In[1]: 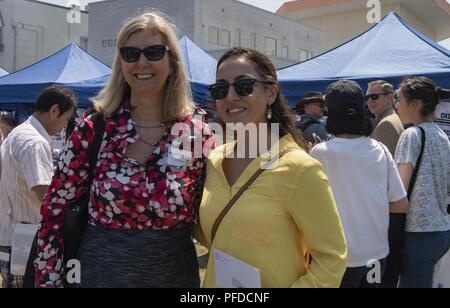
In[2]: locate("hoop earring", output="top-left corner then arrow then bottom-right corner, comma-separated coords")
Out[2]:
267,106 -> 273,121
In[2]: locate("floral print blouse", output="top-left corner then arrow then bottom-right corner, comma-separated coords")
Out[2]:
34,101 -> 215,287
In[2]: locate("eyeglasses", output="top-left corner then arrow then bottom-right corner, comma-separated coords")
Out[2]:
208,79 -> 274,100
119,45 -> 170,63
365,93 -> 389,101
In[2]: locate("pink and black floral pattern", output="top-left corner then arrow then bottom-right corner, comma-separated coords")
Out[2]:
34,101 -> 215,287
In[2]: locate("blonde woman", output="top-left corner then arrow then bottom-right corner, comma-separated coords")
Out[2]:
34,11 -> 214,288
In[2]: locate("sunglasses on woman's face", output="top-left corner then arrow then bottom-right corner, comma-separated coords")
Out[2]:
208,79 -> 274,100
119,45 -> 170,63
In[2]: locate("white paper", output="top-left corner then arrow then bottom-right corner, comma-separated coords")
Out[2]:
167,148 -> 193,167
214,249 -> 261,288
11,224 -> 39,276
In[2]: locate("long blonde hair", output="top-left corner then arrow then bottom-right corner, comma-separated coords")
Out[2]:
93,10 -> 194,121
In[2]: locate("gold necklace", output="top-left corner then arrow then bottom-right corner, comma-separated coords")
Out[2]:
138,137 -> 161,147
135,123 -> 166,129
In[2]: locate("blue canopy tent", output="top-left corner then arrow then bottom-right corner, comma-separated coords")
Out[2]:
179,36 -> 217,107
0,67 -> 8,77
277,12 -> 450,107
0,44 -> 111,121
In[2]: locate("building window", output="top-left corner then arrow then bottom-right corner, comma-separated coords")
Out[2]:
220,29 -> 230,47
299,49 -> 313,62
80,36 -> 88,51
102,39 -> 116,48
251,33 -> 256,49
235,29 -> 241,47
208,26 -> 219,45
265,37 -> 277,57
281,45 -> 289,59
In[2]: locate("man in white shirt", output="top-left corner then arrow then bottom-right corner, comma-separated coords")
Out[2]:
0,86 -> 77,288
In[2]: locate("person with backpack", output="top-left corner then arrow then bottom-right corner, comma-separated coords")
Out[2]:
296,92 -> 331,144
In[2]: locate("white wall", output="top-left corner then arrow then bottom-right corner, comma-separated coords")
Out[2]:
88,0 -> 196,66
194,0 -> 322,67
282,3 -> 438,53
0,0 -> 88,72
88,0 -> 323,69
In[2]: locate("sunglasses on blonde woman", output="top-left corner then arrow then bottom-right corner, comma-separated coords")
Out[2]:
119,45 -> 170,63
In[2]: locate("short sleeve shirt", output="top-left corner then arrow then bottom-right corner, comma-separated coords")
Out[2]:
0,116 -> 54,246
395,122 -> 450,233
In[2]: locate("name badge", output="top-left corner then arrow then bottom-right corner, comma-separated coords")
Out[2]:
167,147 -> 193,167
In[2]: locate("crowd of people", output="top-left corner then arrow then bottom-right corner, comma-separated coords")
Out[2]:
0,10 -> 449,289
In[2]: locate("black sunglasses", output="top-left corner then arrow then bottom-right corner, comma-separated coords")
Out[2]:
208,79 -> 274,100
119,45 -> 170,63
365,93 -> 389,101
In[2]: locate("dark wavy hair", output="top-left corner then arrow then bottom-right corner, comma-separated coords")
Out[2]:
400,77 -> 450,118
216,48 -> 307,150
34,85 -> 78,117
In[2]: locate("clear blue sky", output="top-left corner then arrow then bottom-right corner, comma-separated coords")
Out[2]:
41,0 -> 450,49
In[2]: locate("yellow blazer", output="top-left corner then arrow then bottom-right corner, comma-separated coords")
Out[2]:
199,134 -> 348,288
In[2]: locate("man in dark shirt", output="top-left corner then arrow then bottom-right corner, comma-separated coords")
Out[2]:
296,92 -> 330,143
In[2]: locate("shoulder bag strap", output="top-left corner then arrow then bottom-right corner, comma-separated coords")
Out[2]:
210,147 -> 300,244
407,126 -> 426,199
87,113 -> 105,186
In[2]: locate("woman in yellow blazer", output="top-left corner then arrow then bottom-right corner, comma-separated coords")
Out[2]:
199,48 -> 347,288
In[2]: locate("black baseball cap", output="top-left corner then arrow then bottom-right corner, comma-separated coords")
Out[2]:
325,80 -> 365,116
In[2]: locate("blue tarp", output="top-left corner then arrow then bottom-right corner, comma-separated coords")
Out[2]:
0,44 -> 112,108
277,12 -> 450,107
0,67 -> 8,77
179,36 -> 217,106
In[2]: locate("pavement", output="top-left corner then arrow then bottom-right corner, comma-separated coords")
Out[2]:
195,241 -> 209,285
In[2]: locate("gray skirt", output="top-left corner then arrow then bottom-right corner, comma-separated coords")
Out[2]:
76,224 -> 200,288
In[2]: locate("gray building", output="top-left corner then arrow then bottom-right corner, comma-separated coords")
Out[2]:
88,0 -> 323,68
0,0 -> 88,72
